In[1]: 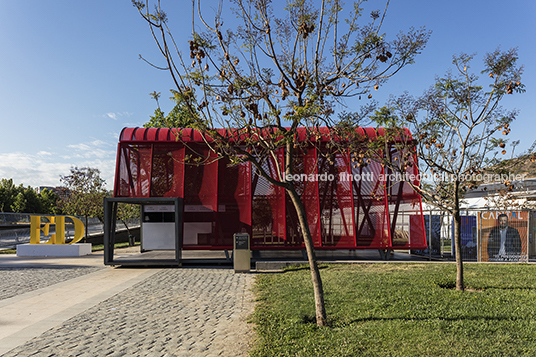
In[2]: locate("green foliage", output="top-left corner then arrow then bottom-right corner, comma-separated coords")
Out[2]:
10,192 -> 28,213
251,263 -> 536,356
0,178 -> 21,212
0,178 -> 61,214
144,106 -> 198,129
144,90 -> 199,128
369,106 -> 404,127
116,203 -> 139,222
58,167 -> 108,223
39,188 -> 62,214
116,202 -> 140,236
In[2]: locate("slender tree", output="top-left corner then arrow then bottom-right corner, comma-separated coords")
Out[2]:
116,202 -> 141,245
59,167 -> 108,242
133,0 -> 429,325
370,48 -> 524,291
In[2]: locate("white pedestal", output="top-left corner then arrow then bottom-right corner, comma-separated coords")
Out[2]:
16,243 -> 92,257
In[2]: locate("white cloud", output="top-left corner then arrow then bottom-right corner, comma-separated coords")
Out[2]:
67,143 -> 91,151
66,139 -> 115,159
90,139 -> 106,146
122,122 -> 146,128
0,152 -> 75,188
104,112 -> 134,121
0,139 -> 118,190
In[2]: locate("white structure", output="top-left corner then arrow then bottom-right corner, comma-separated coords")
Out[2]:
16,243 -> 92,257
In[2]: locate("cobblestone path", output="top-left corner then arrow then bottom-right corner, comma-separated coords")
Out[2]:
0,267 -> 103,301
2,268 -> 255,357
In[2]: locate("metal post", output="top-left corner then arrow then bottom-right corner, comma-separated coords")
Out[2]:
477,211 -> 481,262
526,210 -> 530,263
429,209 -> 432,261
439,211 -> 443,258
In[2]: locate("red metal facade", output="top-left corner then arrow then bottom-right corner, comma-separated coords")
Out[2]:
114,127 -> 427,250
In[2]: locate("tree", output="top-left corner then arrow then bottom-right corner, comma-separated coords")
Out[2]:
10,188 -> 42,213
144,90 -> 200,128
0,178 -> 23,212
39,188 -> 62,215
59,167 -> 108,242
0,179 -> 61,214
116,202 -> 141,245
371,48 -> 524,291
133,0 -> 429,326
10,192 -> 29,213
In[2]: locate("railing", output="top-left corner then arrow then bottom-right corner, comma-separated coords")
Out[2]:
0,213 -> 140,248
413,208 -> 535,262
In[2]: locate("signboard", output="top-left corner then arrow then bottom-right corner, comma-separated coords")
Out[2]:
144,205 -> 175,212
451,216 -> 477,259
234,233 -> 249,250
479,211 -> 528,262
412,215 -> 440,256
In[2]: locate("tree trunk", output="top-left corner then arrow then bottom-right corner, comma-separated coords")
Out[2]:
122,220 -> 133,246
287,186 -> 328,327
453,183 -> 464,291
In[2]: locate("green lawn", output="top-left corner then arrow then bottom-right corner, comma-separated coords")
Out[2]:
90,241 -> 140,251
250,263 -> 536,356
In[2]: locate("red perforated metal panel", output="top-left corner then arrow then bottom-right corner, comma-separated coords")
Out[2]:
113,127 -> 427,250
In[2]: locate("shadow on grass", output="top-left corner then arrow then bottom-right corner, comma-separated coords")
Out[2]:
291,313 -> 522,328
435,280 -> 536,291
476,285 -> 536,290
283,264 -> 329,272
301,315 -> 317,324
347,314 -> 522,324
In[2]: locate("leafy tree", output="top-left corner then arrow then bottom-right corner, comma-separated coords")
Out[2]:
116,202 -> 141,245
10,189 -> 43,213
0,179 -> 61,214
39,188 -> 62,215
0,178 -> 23,212
59,167 -> 108,241
144,90 -> 199,128
10,192 -> 28,213
133,0 -> 429,325
370,48 -> 524,291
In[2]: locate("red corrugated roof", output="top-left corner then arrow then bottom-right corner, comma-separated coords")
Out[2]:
119,127 -> 413,143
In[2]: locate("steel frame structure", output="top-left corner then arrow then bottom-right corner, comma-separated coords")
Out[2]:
103,196 -> 183,265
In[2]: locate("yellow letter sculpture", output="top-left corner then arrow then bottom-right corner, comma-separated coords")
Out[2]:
29,215 -> 85,245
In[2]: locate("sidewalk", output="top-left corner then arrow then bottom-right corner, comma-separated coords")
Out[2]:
0,250 -> 255,356
0,247 -> 435,356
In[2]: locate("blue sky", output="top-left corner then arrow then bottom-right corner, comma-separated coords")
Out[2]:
0,0 -> 534,190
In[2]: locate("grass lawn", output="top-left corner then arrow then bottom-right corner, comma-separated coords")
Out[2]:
91,241 -> 140,251
250,263 -> 536,356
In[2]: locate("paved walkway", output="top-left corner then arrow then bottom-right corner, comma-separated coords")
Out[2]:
0,251 -> 256,356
